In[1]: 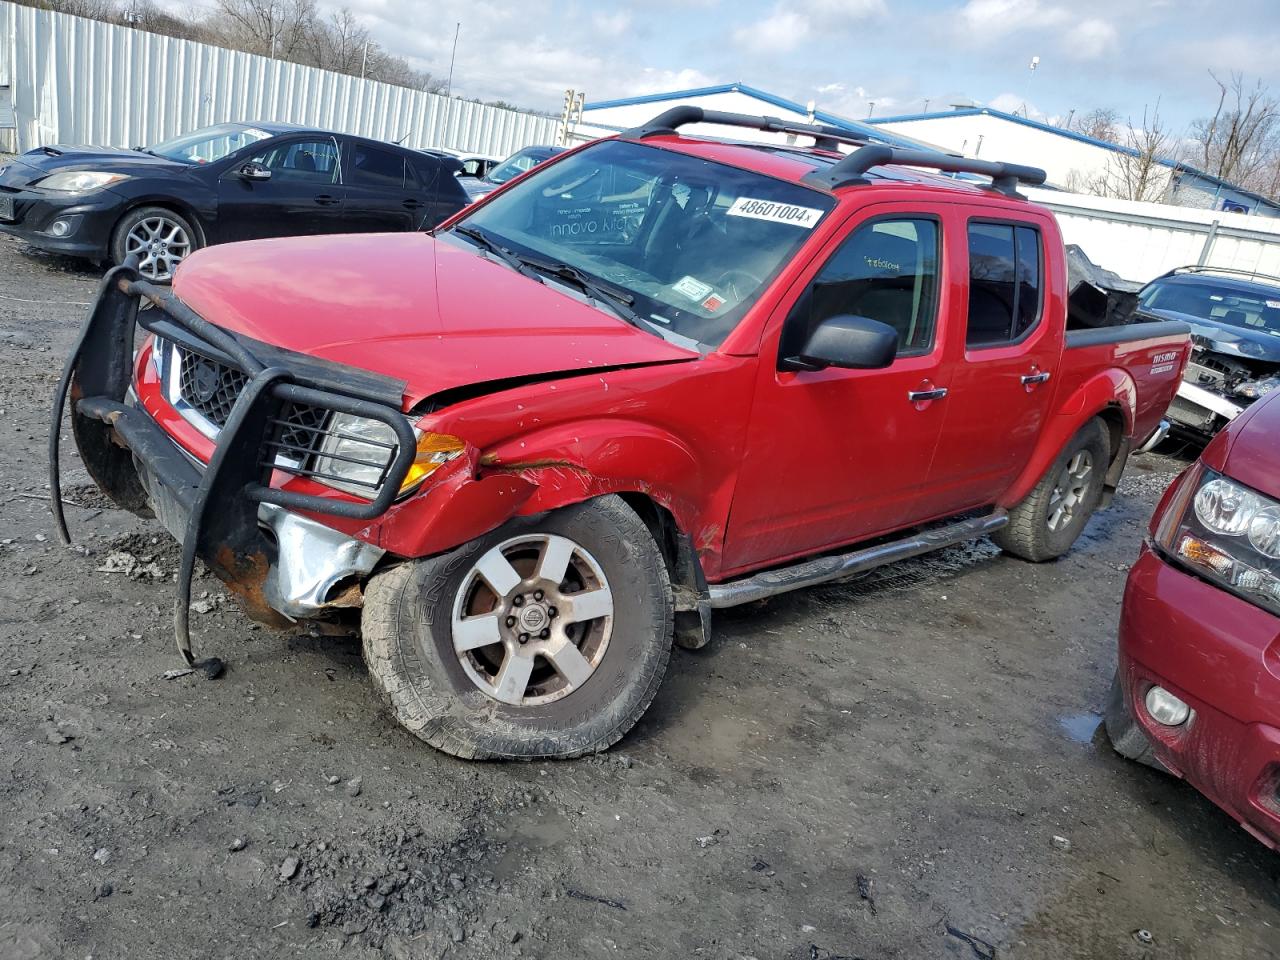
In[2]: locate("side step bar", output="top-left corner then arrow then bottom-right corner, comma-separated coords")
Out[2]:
706,511 -> 1008,609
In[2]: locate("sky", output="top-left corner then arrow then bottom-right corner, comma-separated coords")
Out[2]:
326,0 -> 1280,136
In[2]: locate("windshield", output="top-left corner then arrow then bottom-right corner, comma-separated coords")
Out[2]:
458,139 -> 836,348
1142,279 -> 1280,336
149,123 -> 274,165
486,149 -> 554,185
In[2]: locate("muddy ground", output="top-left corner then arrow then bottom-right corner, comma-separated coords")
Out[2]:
0,233 -> 1277,960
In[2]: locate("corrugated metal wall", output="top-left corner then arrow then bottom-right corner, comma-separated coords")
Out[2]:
1024,186 -> 1280,282
0,0 -> 559,156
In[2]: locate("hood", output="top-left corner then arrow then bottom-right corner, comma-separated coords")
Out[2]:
1,145 -> 190,187
1147,307 -> 1280,364
1221,389 -> 1280,496
460,177 -> 497,201
172,232 -> 698,409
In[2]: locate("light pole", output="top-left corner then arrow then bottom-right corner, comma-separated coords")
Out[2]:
446,22 -> 461,98
1024,55 -> 1040,117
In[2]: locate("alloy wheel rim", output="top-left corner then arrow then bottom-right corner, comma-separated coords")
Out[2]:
124,215 -> 192,281
1047,450 -> 1094,532
449,534 -> 614,706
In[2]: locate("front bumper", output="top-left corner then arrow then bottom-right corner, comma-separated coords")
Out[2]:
0,187 -> 124,258
50,264 -> 417,664
1117,544 -> 1280,849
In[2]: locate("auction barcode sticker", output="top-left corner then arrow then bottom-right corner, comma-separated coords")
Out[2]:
727,197 -> 824,228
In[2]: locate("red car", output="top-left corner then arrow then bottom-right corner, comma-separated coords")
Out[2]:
1107,388 -> 1280,849
52,107 -> 1190,759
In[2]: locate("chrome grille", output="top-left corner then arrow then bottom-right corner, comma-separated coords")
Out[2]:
165,341 -> 331,460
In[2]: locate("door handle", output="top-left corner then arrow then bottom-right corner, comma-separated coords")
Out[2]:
1020,370 -> 1052,385
908,387 -> 948,402
313,194 -> 341,206
402,198 -> 425,209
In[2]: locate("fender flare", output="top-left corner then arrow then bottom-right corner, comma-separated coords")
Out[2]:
1001,368 -> 1136,508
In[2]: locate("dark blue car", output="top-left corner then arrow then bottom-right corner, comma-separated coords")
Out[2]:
1138,266 -> 1280,440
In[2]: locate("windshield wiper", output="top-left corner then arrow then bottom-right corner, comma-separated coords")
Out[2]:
452,225 -> 540,281
517,256 -> 647,329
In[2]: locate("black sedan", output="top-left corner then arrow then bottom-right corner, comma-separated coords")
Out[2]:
0,121 -> 471,281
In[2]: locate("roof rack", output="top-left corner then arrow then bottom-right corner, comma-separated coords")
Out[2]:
618,106 -> 1047,197
620,105 -> 870,153
1164,265 -> 1280,285
803,144 -> 1046,197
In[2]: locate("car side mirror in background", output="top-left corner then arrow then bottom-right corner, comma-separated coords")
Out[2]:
785,315 -> 899,371
238,161 -> 272,182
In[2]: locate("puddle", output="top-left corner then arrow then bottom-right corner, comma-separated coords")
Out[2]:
1058,712 -> 1101,744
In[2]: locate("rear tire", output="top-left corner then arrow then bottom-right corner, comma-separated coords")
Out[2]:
110,205 -> 199,283
361,496 -> 673,760
994,418 -> 1110,562
1103,672 -> 1167,771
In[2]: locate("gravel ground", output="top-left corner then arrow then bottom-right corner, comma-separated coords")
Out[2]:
1,234 -> 1277,960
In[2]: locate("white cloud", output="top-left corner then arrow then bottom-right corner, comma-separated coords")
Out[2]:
987,92 -> 1046,119
732,0 -> 886,56
959,0 -> 1068,37
805,0 -> 888,24
1065,18 -> 1119,59
591,10 -> 632,37
733,9 -> 812,54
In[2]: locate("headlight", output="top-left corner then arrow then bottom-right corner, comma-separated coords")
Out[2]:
37,170 -> 131,193
1155,467 -> 1280,616
1233,376 -> 1280,401
311,413 -> 464,499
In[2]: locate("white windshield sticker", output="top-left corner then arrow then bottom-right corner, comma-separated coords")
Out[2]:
726,197 -> 823,228
672,275 -> 714,301
1267,300 -> 1280,309
242,127 -> 271,140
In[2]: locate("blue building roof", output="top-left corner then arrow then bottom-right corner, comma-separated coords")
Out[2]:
868,107 -> 1280,213
583,82 -> 925,150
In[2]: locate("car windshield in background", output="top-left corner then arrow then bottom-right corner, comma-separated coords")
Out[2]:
457,139 -> 835,348
485,149 -> 551,185
1142,280 -> 1280,335
149,123 -> 274,165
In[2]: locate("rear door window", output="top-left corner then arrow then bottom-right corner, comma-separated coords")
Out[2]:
352,144 -> 408,190
966,222 -> 1043,346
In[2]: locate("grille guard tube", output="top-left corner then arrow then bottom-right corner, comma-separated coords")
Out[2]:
50,265 -> 418,667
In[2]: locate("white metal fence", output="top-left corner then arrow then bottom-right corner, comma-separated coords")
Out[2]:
1025,187 -> 1280,284
0,0 -> 559,157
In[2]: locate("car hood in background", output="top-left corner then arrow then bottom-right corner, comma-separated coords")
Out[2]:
1,145 -> 191,187
1221,389 -> 1280,496
1146,307 -> 1280,363
458,177 -> 497,202
172,232 -> 697,408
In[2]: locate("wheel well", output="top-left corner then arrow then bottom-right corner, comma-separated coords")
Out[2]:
1095,405 -> 1126,462
113,200 -> 207,249
617,492 -> 680,572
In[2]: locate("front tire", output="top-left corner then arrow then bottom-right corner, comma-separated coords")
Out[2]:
110,206 -> 199,283
994,418 -> 1110,562
361,496 -> 673,760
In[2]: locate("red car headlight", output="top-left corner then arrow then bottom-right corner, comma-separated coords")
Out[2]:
1153,465 -> 1280,617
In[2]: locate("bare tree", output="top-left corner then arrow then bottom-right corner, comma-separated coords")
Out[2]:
1091,102 -> 1172,202
1191,72 -> 1280,196
1069,107 -> 1119,144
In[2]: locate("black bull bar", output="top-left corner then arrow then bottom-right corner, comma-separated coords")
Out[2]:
49,263 -> 417,667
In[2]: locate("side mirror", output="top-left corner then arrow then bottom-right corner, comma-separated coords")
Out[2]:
786,315 -> 899,371
238,161 -> 272,182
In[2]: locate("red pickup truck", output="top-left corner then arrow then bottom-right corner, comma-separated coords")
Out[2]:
51,108 -> 1191,760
